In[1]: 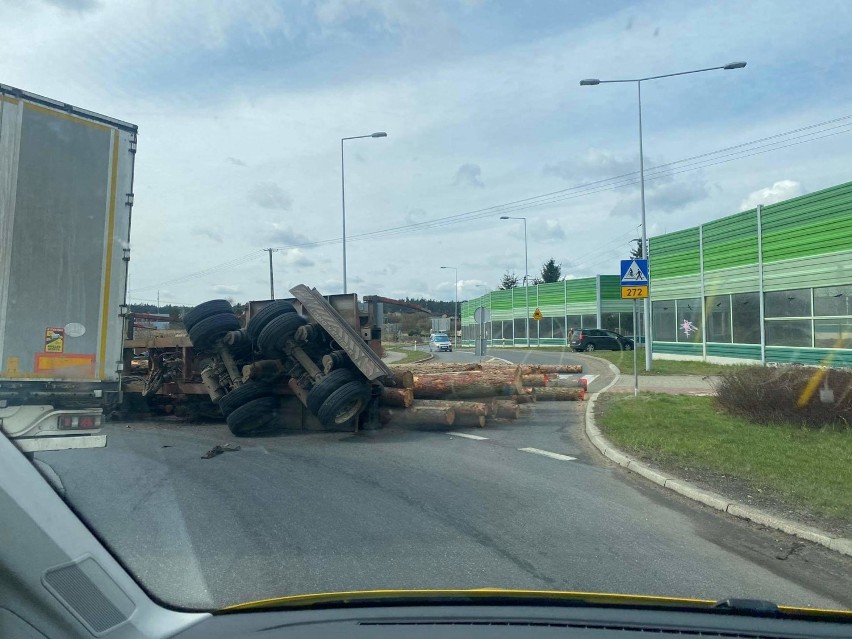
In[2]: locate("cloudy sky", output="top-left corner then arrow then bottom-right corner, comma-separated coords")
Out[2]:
3,0 -> 851,306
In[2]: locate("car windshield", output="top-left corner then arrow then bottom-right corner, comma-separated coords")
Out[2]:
2,0 -> 851,618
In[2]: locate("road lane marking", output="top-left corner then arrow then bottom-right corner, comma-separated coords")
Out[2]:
487,356 -> 515,365
448,432 -> 488,441
581,374 -> 597,385
519,447 -> 576,461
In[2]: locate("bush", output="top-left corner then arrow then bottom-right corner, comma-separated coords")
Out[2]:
714,366 -> 851,429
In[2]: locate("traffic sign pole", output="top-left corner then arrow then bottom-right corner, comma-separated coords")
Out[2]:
633,298 -> 638,397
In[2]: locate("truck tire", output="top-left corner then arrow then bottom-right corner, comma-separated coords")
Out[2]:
226,396 -> 281,436
257,313 -> 308,358
183,299 -> 233,332
218,381 -> 274,418
247,300 -> 297,344
306,369 -> 355,415
188,313 -> 241,350
317,381 -> 369,427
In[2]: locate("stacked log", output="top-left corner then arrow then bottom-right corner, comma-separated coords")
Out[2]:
379,361 -> 584,429
411,368 -> 522,400
533,387 -> 586,401
380,386 -> 414,408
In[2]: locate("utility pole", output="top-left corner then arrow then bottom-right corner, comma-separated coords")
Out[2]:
264,248 -> 278,299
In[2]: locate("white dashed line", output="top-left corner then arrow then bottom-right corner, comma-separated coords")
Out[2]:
519,447 -> 577,461
486,356 -> 515,365
581,374 -> 597,386
448,432 -> 489,441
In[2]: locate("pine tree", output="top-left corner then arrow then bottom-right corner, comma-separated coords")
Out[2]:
499,271 -> 519,289
540,258 -> 562,283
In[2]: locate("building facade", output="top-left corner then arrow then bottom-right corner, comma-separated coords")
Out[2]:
461,180 -> 851,367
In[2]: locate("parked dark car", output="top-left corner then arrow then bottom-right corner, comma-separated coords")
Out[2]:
571,329 -> 634,352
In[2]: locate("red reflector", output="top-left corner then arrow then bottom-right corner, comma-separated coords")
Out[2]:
59,415 -> 74,429
79,416 -> 95,429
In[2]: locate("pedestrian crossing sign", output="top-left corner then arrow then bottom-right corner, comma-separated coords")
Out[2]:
620,259 -> 649,285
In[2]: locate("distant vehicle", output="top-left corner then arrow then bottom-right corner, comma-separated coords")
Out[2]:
429,333 -> 453,352
571,329 -> 634,352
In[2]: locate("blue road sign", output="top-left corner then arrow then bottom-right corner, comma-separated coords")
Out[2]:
620,259 -> 649,285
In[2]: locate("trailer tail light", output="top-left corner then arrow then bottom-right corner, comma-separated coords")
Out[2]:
57,415 -> 102,430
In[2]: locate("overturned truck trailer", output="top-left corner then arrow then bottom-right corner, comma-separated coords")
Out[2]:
124,286 -> 394,435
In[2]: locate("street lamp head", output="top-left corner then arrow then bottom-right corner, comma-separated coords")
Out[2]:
723,61 -> 747,70
440,266 -> 451,269
499,216 -> 510,219
580,79 -> 601,86
371,131 -> 388,138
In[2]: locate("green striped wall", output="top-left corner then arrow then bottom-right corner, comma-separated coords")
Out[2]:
653,342 -> 703,356
761,182 -> 852,262
702,209 -> 759,271
649,227 -> 700,279
537,282 -> 564,317
766,347 -> 852,368
704,264 -> 759,296
706,343 -> 761,360
650,274 -> 701,299
763,250 -> 852,292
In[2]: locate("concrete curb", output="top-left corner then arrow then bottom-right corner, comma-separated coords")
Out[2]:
584,369 -> 852,558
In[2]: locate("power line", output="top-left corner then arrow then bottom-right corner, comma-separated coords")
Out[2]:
131,115 -> 852,293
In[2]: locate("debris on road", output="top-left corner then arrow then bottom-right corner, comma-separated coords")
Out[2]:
201,443 -> 242,459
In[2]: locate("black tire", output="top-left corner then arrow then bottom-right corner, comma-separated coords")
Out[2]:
226,396 -> 281,436
218,381 -> 274,418
188,313 -> 241,350
257,313 -> 308,357
623,342 -> 633,351
316,381 -> 369,427
183,299 -> 232,332
247,300 -> 297,343
306,369 -> 356,415
585,343 -> 596,352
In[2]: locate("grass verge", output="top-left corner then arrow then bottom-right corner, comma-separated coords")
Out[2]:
383,345 -> 432,365
597,393 -> 852,529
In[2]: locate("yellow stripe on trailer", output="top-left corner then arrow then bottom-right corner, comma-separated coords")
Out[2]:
98,130 -> 119,380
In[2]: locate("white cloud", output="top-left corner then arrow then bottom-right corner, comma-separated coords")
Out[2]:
739,180 -> 804,211
530,219 -> 566,243
249,182 -> 293,211
453,163 -> 484,188
212,284 -> 241,295
192,226 -> 223,243
266,225 -> 311,247
279,249 -> 314,268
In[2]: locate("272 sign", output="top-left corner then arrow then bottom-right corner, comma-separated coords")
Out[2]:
621,286 -> 648,299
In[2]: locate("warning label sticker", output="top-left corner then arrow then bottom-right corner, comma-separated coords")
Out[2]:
45,327 -> 65,353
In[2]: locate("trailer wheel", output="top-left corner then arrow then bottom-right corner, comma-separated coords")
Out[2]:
247,300 -> 298,344
219,381 -> 274,418
226,396 -> 281,436
317,381 -> 369,427
306,369 -> 355,415
188,313 -> 241,350
257,313 -> 308,357
183,299 -> 233,332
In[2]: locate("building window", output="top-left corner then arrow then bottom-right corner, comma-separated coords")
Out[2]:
814,318 -> 852,349
676,298 -> 702,343
814,285 -> 852,317
513,318 -> 527,339
732,292 -> 760,344
705,295 -> 731,343
566,316 -> 581,334
492,321 -> 503,340
581,314 -> 597,328
765,319 -> 812,347
553,317 -> 565,339
602,313 -> 620,333
620,312 -> 635,337
765,288 -> 811,318
652,301 -> 676,341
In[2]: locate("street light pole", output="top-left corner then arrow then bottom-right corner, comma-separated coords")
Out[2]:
580,61 -> 746,371
341,131 -> 387,294
263,248 -> 279,299
500,215 -> 530,347
440,266 -> 458,350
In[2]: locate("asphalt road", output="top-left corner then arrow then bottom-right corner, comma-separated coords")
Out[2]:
35,348 -> 852,611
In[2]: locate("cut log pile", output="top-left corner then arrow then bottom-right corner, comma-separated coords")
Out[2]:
378,360 -> 586,428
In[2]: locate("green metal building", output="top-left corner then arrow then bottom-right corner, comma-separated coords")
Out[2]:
461,180 -> 851,366
460,275 -> 638,347
650,180 -> 851,367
